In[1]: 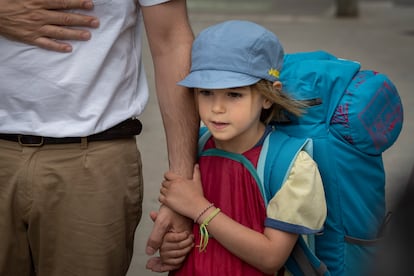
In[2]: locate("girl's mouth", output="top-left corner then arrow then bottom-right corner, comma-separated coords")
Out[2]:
211,121 -> 229,130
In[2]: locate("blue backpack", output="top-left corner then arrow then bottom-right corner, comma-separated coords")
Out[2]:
198,51 -> 403,275
276,51 -> 403,275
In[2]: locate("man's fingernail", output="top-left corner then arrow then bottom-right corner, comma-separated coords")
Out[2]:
146,247 -> 155,255
62,45 -> 72,52
91,19 -> 100,28
83,1 -> 94,9
81,31 -> 91,40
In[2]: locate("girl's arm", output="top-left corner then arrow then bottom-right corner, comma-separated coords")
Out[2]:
160,164 -> 298,275
197,207 -> 298,274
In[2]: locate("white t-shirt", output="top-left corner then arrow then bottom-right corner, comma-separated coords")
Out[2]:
0,0 -> 169,137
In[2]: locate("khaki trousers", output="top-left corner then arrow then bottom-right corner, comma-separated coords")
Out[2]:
0,137 -> 143,276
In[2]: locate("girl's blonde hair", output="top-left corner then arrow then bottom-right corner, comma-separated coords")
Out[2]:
252,79 -> 305,125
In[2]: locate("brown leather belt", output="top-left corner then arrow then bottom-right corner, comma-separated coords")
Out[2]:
0,118 -> 142,146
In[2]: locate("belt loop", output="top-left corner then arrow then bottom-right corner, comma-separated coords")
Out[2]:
80,137 -> 88,149
18,135 -> 44,147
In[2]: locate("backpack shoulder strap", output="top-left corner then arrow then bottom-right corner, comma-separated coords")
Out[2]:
198,127 -> 265,196
198,126 -> 211,155
200,148 -> 264,197
286,237 -> 330,276
257,129 -> 313,205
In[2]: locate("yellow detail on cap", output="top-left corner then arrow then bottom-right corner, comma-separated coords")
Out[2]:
268,68 -> 280,78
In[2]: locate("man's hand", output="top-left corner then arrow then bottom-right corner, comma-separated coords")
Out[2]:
0,0 -> 100,52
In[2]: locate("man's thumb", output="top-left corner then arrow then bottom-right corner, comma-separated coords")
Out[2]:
149,211 -> 158,222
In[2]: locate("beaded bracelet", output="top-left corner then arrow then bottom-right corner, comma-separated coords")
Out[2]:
198,208 -> 221,252
194,202 -> 214,223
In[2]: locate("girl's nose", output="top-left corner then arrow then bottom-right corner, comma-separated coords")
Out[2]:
211,96 -> 225,113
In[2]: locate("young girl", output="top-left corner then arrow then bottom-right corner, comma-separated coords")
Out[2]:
158,20 -> 327,276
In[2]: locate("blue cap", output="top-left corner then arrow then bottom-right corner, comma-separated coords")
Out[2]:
178,20 -> 284,89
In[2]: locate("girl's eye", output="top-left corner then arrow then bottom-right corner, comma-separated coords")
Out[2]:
228,92 -> 242,98
199,90 -> 212,96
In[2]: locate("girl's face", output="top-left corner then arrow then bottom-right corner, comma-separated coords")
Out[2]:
196,86 -> 272,153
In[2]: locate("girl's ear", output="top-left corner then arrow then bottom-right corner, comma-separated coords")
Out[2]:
262,80 -> 283,109
273,80 -> 282,91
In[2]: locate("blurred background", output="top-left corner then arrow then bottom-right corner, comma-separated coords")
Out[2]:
128,0 -> 414,275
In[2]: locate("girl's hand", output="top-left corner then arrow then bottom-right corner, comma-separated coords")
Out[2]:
159,164 -> 209,220
146,230 -> 194,272
146,211 -> 194,272
159,230 -> 194,266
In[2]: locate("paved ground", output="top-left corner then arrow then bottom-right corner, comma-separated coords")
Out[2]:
127,1 -> 414,275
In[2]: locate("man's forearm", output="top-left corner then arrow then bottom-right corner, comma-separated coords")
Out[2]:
157,53 -> 198,178
158,71 -> 199,178
156,62 -> 199,178
143,0 -> 198,179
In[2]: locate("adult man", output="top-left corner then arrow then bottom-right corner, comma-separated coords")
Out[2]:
0,0 -> 197,275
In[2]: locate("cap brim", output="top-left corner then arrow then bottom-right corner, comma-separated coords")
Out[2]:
178,70 -> 261,89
